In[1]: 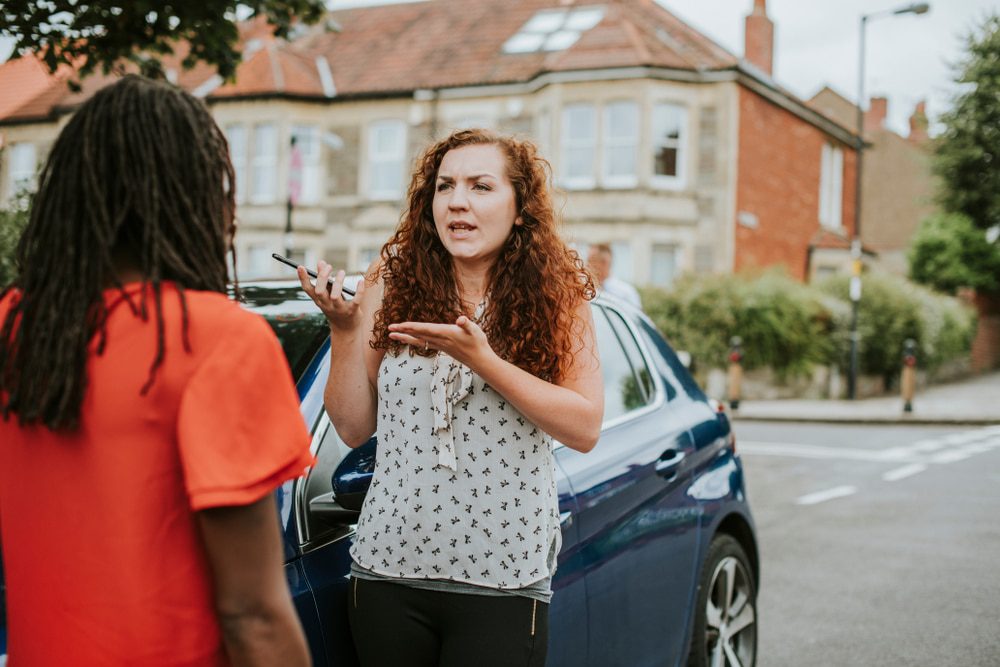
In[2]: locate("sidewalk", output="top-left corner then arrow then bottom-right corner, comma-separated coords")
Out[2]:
729,371 -> 1000,425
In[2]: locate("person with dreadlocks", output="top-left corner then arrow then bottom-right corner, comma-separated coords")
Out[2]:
298,128 -> 603,666
0,75 -> 313,666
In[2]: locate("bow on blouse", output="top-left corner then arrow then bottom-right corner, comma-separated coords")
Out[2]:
429,352 -> 474,471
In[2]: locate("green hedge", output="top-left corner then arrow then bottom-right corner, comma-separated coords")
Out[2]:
640,269 -> 975,383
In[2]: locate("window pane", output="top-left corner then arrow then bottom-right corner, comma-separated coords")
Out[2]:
611,241 -> 633,282
605,102 -> 637,141
655,146 -> 678,177
8,143 -> 37,195
225,126 -> 247,203
650,243 -> 678,287
524,10 -> 566,33
564,105 -> 595,141
562,105 -> 595,185
606,145 -> 636,178
251,124 -> 277,202
368,120 -> 406,198
652,104 -> 684,180
543,30 -> 580,51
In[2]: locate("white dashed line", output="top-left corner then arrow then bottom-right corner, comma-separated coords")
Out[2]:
796,486 -> 858,505
882,463 -> 927,482
929,449 -> 971,464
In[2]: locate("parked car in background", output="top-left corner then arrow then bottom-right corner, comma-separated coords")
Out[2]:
0,281 -> 759,667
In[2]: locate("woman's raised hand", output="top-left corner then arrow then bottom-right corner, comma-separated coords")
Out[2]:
297,260 -> 367,332
388,315 -> 493,369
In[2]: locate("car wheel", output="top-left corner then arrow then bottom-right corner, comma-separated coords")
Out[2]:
688,534 -> 757,667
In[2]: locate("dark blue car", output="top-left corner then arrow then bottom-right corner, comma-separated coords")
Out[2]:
0,283 -> 758,667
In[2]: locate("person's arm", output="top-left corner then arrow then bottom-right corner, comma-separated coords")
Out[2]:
197,494 -> 311,667
298,261 -> 386,447
388,299 -> 603,452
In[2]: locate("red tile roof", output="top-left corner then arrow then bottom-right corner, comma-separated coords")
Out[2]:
0,0 -> 743,121
297,0 -> 738,96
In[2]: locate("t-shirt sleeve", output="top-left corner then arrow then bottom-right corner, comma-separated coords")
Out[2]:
177,313 -> 314,511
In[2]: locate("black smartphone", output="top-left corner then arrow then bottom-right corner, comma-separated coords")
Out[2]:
272,253 -> 356,296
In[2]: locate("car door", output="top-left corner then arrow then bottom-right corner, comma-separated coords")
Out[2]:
546,455 -> 589,666
555,303 -> 702,666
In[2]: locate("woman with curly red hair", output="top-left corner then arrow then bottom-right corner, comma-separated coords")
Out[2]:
299,128 -> 603,666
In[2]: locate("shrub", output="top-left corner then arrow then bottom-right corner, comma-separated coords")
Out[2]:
815,271 -> 976,382
641,269 -> 975,388
640,269 -> 836,380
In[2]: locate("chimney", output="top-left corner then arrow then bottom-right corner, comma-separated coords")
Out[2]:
744,0 -> 774,76
865,96 -> 888,134
909,100 -> 929,143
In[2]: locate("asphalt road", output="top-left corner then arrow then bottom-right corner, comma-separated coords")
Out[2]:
733,421 -> 1000,667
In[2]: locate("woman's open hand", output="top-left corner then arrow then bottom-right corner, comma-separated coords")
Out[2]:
388,316 -> 494,369
297,261 -> 367,333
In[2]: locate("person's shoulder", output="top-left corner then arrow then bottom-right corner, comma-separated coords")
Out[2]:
172,288 -> 272,340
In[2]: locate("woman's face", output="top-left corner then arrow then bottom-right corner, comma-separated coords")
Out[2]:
432,143 -> 520,268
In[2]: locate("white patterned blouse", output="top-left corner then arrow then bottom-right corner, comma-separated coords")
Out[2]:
350,349 -> 562,591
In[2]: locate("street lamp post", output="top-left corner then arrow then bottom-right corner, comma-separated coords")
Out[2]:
848,1 -> 930,400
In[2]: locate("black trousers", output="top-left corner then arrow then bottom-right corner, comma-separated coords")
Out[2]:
348,577 -> 549,667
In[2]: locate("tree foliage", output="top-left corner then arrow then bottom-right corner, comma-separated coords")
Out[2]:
0,193 -> 30,288
934,14 -> 1000,232
909,212 -> 1000,294
0,1 -> 326,85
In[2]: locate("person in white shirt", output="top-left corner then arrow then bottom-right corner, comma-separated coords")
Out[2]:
587,243 -> 642,308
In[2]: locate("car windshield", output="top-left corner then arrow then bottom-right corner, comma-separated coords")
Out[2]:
236,283 -> 329,379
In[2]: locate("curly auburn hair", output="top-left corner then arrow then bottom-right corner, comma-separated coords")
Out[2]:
372,129 -> 595,383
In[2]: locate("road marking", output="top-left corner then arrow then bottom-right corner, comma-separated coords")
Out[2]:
796,486 -> 857,505
929,449 -> 971,464
909,439 -> 946,453
739,441 -> 920,463
882,463 -> 927,482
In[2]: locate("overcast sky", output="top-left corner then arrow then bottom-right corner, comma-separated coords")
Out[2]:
3,0 -> 998,135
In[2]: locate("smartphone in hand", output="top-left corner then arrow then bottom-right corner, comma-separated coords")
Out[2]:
272,253 -> 357,297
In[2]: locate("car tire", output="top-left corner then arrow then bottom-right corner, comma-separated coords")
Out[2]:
687,534 -> 757,667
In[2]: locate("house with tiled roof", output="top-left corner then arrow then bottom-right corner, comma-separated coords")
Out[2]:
807,85 -> 935,277
0,0 -> 859,285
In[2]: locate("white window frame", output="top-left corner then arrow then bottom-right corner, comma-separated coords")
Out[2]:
367,119 -> 407,201
6,143 -> 37,198
819,143 -> 844,230
291,125 -> 322,205
225,125 -> 247,204
601,101 -> 639,188
561,104 -> 597,190
250,123 -> 278,204
651,103 -> 687,190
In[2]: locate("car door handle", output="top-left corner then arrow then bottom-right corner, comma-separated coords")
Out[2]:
654,449 -> 685,479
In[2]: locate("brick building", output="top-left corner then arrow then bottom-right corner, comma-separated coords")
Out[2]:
0,0 -> 857,284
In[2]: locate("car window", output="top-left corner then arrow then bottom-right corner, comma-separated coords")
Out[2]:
594,305 -> 653,422
605,308 -> 655,403
301,418 -> 353,543
265,312 -> 329,379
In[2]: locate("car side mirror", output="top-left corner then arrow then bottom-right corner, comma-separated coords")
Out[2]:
332,436 -> 377,511
307,436 -> 377,526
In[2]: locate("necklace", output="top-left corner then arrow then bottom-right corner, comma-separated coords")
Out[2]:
459,295 -> 488,323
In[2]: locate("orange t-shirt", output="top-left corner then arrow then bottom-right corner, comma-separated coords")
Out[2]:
0,282 -> 314,666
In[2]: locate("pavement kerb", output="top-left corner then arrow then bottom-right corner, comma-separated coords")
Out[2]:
730,414 -> 1000,426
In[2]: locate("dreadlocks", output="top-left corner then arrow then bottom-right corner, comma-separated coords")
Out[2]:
0,74 -> 238,431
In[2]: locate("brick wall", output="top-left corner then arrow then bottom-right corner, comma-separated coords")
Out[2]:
969,291 -> 1000,371
734,86 -> 857,280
